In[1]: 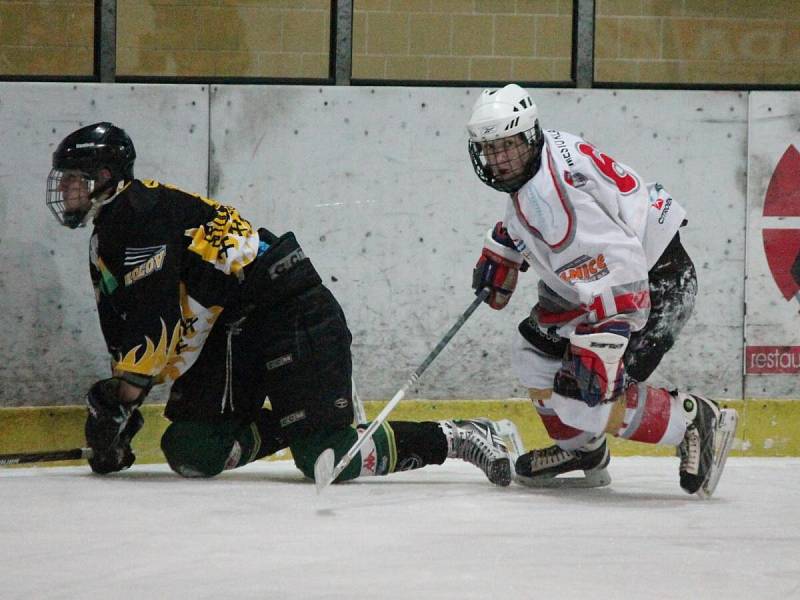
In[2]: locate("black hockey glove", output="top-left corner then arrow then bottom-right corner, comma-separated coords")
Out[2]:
85,378 -> 145,475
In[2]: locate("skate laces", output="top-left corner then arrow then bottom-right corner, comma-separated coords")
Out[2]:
680,397 -> 718,475
454,423 -> 506,473
531,445 -> 575,468
679,426 -> 701,473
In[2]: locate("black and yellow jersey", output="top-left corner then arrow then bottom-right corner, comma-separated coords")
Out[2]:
89,179 -> 262,385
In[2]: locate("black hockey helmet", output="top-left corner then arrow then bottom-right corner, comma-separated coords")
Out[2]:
47,122 -> 136,228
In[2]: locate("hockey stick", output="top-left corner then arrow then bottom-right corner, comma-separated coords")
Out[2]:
351,376 -> 367,425
0,447 -> 93,466
314,288 -> 490,493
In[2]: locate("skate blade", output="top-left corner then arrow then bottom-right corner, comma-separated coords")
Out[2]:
515,467 -> 611,489
696,409 -> 738,499
494,419 -> 524,463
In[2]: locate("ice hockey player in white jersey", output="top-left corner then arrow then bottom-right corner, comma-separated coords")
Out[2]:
466,83 -> 738,498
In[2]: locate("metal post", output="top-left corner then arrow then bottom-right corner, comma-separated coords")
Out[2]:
97,0 -> 117,82
575,0 -> 595,88
333,0 -> 353,85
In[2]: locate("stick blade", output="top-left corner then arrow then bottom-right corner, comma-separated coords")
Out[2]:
314,448 -> 336,494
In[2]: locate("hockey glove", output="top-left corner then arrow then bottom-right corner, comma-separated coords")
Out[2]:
555,322 -> 630,407
85,378 -> 145,475
472,222 -> 528,310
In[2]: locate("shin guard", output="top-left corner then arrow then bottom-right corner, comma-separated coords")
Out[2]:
614,384 -> 686,446
534,404 -> 602,451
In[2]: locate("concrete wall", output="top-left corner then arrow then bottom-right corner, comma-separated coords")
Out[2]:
0,82 -> 784,407
0,83 -> 208,406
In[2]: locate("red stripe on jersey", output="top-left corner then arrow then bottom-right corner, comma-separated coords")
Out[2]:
586,289 -> 650,321
586,295 -> 607,320
615,289 -> 651,313
535,306 -> 586,325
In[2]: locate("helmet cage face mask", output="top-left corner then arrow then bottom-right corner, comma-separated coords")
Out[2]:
47,122 -> 135,228
469,123 -> 543,193
46,168 -> 97,229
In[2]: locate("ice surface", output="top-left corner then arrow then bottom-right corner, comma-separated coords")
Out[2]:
1,458 -> 799,599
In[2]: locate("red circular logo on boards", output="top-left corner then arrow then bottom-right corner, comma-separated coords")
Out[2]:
747,145 -> 800,374
762,145 -> 800,302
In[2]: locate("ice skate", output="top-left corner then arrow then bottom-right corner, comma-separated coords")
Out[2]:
515,436 -> 611,489
441,419 -> 513,486
677,393 -> 738,499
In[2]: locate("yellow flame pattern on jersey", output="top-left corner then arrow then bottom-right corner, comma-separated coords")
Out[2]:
158,283 -> 223,384
113,319 -> 182,377
184,195 -> 260,277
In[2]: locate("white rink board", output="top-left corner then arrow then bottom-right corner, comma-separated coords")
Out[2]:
745,92 -> 800,398
0,83 -> 209,406
0,84 -> 752,405
211,86 -> 746,400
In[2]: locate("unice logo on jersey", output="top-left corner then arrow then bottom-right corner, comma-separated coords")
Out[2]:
557,253 -> 609,283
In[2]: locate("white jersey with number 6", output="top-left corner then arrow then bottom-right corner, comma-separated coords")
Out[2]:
503,129 -> 686,335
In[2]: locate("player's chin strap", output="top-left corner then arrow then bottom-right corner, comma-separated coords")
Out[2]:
80,180 -> 129,226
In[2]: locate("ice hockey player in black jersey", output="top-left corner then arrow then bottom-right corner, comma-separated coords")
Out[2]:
46,122 -> 512,485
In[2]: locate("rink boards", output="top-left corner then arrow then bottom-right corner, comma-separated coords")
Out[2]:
0,84 -> 798,416
1,398 -> 797,463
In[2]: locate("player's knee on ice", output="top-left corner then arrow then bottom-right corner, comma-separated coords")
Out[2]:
161,421 -> 241,478
290,426 -> 363,482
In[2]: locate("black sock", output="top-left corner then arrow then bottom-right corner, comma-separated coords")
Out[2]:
388,421 -> 448,471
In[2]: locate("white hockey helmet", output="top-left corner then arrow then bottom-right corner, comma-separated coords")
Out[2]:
467,84 -> 544,193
